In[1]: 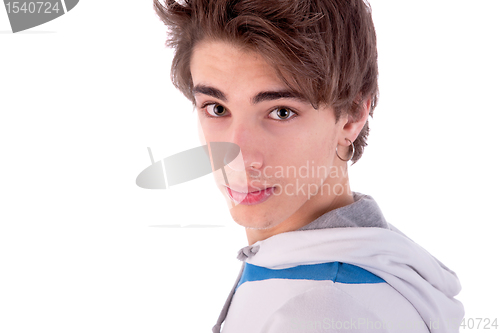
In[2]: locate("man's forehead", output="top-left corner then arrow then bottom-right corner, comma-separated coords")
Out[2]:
190,40 -> 312,105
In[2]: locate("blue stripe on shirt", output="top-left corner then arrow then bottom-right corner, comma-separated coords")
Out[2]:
236,262 -> 385,290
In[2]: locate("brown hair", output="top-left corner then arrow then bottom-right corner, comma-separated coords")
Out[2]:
153,0 -> 378,163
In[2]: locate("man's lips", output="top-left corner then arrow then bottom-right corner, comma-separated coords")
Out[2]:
223,185 -> 273,194
224,185 -> 276,205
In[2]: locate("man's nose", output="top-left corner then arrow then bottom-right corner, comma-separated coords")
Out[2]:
223,120 -> 263,172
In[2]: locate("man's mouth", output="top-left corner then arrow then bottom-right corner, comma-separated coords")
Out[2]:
225,186 -> 275,205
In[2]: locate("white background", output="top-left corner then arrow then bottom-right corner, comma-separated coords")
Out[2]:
1,0 -> 499,332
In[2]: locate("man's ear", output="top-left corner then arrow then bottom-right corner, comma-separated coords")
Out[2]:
340,98 -> 371,144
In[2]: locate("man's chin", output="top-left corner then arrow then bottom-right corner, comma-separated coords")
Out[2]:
239,222 -> 277,231
229,207 -> 292,231
229,210 -> 276,230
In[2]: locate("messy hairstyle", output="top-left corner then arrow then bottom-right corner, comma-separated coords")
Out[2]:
153,0 -> 378,163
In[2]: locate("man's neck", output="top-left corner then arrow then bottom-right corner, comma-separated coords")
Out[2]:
245,179 -> 354,245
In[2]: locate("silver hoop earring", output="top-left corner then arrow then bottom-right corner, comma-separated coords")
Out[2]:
336,139 -> 355,162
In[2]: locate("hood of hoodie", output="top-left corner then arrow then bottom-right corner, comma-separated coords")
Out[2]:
236,192 -> 464,332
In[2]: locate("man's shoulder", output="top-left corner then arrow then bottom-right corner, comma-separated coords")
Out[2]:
225,262 -> 428,333
259,283 -> 428,333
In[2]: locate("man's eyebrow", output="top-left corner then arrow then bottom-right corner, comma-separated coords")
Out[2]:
192,85 -> 227,102
192,84 -> 308,104
252,90 -> 307,104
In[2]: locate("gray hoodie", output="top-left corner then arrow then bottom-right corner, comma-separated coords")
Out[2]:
213,192 -> 464,333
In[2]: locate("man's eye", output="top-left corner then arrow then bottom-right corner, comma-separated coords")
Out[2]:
206,103 -> 227,117
269,107 -> 297,121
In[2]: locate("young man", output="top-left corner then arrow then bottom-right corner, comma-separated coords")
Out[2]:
154,0 -> 464,332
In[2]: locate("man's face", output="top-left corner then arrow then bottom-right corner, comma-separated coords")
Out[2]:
190,40 -> 348,232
